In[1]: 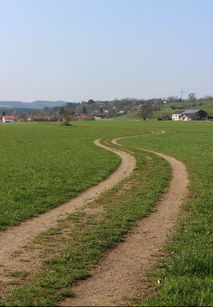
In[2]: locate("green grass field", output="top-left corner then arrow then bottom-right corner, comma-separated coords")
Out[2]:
0,122 -> 121,230
0,120 -> 212,306
0,120 -> 163,230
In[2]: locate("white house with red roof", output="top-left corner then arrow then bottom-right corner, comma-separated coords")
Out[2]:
2,116 -> 17,123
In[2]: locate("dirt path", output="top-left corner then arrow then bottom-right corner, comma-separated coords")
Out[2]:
0,140 -> 136,274
59,138 -> 189,306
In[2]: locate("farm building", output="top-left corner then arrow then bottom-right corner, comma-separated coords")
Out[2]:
172,112 -> 182,121
94,113 -> 107,119
71,114 -> 89,121
172,110 -> 208,121
159,113 -> 170,120
2,116 -> 17,123
181,110 -> 208,121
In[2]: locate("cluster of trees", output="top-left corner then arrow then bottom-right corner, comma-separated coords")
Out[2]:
166,93 -> 213,102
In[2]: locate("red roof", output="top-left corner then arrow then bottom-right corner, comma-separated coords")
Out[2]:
72,115 -> 87,119
3,116 -> 17,119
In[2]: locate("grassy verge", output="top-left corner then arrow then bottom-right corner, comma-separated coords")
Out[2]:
0,140 -> 171,306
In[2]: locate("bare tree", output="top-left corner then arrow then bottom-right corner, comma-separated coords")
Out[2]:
139,104 -> 153,120
188,93 -> 196,102
59,106 -> 71,126
82,105 -> 87,114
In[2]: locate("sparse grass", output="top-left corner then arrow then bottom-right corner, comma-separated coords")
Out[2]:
7,271 -> 29,278
10,251 -> 23,258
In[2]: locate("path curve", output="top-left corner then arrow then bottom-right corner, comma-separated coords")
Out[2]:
0,139 -> 136,270
60,136 -> 189,306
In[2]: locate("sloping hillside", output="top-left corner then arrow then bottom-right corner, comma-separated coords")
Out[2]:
153,100 -> 213,119
118,100 -> 213,120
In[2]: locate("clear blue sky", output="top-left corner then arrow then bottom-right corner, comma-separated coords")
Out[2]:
0,0 -> 212,101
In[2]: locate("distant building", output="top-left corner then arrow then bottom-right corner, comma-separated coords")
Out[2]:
71,114 -> 89,121
172,111 -> 183,121
159,113 -> 170,120
117,110 -> 125,115
2,116 -> 17,123
181,110 -> 208,121
93,113 -> 107,119
133,104 -> 143,111
28,116 -> 58,122
172,110 -> 208,121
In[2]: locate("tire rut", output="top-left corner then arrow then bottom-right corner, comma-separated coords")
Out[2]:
59,136 -> 189,306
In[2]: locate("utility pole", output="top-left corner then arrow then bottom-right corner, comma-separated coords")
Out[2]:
180,88 -> 185,100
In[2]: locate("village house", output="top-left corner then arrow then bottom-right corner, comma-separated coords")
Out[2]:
159,113 -> 170,120
93,113 -> 107,120
2,115 -> 17,123
133,104 -> 143,111
28,116 -> 58,122
172,111 -> 183,121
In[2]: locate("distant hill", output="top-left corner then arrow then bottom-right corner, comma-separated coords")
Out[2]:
0,100 -> 71,109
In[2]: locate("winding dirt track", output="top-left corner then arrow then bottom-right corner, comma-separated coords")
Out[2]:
0,134 -> 189,306
59,137 -> 189,306
0,140 -> 136,270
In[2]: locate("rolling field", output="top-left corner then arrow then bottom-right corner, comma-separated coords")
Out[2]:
0,120 -> 212,306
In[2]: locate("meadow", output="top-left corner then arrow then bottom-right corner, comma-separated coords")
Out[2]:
0,122 -> 121,230
0,120 -> 162,230
0,120 -> 212,306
